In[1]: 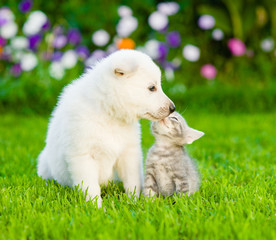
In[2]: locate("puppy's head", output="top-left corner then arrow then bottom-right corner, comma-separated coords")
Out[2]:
107,50 -> 175,121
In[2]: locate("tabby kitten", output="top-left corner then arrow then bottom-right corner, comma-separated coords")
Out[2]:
144,112 -> 204,197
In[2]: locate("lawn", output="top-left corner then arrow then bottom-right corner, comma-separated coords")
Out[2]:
0,112 -> 275,240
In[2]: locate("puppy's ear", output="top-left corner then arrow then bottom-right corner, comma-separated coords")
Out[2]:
183,128 -> 204,145
113,58 -> 138,77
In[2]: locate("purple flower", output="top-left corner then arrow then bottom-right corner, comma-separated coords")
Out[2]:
0,18 -> 7,27
227,38 -> 246,56
76,45 -> 90,60
158,43 -> 168,61
166,31 -> 181,48
200,64 -> 217,79
0,37 -> 6,46
51,51 -> 63,61
52,35 -> 67,49
29,34 -> 42,51
42,19 -> 51,31
18,0 -> 32,13
68,29 -> 82,45
0,7 -> 12,26
10,63 -> 22,77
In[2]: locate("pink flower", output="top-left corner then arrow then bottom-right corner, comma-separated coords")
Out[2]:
200,64 -> 217,79
227,38 -> 246,56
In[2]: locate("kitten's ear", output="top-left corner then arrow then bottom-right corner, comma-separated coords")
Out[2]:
183,128 -> 205,144
112,58 -> 138,78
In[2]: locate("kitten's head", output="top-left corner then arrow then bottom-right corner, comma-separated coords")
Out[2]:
151,112 -> 204,145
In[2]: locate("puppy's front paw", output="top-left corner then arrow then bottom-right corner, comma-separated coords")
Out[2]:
86,195 -> 102,208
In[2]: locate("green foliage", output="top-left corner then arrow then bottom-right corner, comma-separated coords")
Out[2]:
1,52 -> 276,115
197,0 -> 273,41
0,63 -> 82,114
1,71 -> 276,115
0,113 -> 275,239
1,0 -> 276,114
166,84 -> 276,114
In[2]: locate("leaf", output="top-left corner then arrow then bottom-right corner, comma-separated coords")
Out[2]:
242,4 -> 257,38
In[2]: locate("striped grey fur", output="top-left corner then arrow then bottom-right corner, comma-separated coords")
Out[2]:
144,112 -> 204,197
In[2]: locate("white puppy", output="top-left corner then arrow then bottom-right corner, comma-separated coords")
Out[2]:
37,49 -> 175,207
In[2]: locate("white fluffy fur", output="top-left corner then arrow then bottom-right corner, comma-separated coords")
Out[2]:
37,49 -> 174,207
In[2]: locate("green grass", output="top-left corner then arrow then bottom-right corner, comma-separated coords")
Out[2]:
0,112 -> 275,240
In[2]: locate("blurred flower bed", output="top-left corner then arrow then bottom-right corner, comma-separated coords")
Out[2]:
0,0 -> 275,114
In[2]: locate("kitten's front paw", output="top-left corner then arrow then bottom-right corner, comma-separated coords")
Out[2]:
143,188 -> 157,197
176,191 -> 189,198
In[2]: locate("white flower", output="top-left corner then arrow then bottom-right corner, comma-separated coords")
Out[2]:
49,62 -> 65,80
212,28 -> 224,40
20,53 -> 38,71
198,15 -> 215,30
148,11 -> 168,31
10,36 -> 28,50
0,7 -> 15,23
61,50 -> 78,69
14,51 -> 24,62
116,16 -> 138,37
118,5 -> 132,17
183,44 -> 200,62
165,68 -> 175,81
106,44 -> 117,54
0,21 -> 18,39
260,37 -> 274,52
144,39 -> 160,59
157,2 -> 179,16
92,29 -> 110,46
23,10 -> 47,36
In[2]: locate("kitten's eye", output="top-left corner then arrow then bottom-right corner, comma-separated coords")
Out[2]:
148,85 -> 157,92
170,116 -> 178,122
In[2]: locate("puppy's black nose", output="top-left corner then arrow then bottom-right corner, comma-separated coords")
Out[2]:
169,104 -> 175,113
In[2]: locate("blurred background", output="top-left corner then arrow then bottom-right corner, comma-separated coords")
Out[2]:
0,0 -> 275,114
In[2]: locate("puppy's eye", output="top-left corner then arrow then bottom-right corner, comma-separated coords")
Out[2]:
114,69 -> 125,76
148,85 -> 157,92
